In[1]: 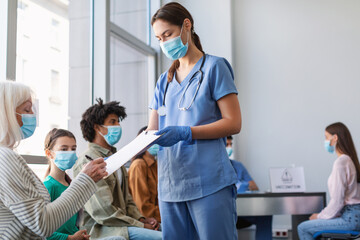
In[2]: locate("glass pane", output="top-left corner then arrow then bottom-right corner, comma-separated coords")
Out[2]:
28,164 -> 49,180
110,0 -> 148,43
16,0 -> 69,155
110,35 -> 149,150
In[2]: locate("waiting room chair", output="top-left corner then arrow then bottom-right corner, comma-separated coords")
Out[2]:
313,230 -> 360,239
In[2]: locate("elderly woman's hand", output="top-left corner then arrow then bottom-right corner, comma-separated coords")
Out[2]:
81,157 -> 107,182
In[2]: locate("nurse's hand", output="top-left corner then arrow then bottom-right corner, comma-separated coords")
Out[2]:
155,126 -> 192,147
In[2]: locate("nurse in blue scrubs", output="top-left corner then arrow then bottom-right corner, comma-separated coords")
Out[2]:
148,2 -> 242,240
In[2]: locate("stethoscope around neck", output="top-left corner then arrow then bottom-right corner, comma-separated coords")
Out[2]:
157,53 -> 206,117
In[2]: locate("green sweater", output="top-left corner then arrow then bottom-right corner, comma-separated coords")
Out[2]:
43,175 -> 79,240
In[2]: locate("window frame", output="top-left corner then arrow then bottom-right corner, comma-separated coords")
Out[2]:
1,0 -> 160,163
0,0 -> 17,81
91,0 -> 159,104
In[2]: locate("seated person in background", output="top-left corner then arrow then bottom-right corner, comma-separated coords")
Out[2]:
128,126 -> 161,223
298,122 -> 360,240
228,136 -> 272,240
73,99 -> 162,240
231,159 -> 259,193
226,135 -> 235,159
43,128 -> 91,240
227,136 -> 259,193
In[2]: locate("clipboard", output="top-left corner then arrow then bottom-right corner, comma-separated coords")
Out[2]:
104,130 -> 160,177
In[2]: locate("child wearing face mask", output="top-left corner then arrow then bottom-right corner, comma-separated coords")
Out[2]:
72,99 -> 162,240
128,126 -> 161,223
43,128 -> 91,240
298,122 -> 360,240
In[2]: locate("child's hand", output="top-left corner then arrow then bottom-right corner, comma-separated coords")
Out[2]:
68,229 -> 90,240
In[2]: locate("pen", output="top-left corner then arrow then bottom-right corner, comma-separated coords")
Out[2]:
86,155 -> 108,161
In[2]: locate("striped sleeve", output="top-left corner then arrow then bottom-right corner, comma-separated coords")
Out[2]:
0,148 -> 97,237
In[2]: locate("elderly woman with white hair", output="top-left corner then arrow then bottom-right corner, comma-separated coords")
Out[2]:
0,80 -> 109,240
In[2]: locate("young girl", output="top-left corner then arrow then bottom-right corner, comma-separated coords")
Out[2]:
298,122 -> 360,239
43,128 -> 90,240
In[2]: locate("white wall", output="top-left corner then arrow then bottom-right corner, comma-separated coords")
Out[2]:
233,0 -> 360,229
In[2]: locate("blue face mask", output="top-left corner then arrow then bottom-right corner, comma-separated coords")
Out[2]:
100,125 -> 122,146
324,140 -> 335,154
54,151 -> 78,171
17,113 -> 37,139
148,144 -> 160,156
160,25 -> 189,60
226,147 -> 233,157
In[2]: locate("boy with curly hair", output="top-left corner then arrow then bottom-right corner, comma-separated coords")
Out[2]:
73,99 -> 162,240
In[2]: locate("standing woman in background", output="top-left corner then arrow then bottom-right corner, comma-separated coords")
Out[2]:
298,122 -> 360,240
148,2 -> 241,240
0,80 -> 107,240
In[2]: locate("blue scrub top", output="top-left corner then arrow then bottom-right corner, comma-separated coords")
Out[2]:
150,54 -> 238,202
230,160 -> 253,193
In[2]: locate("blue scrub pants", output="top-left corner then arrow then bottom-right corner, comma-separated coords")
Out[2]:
159,185 -> 238,240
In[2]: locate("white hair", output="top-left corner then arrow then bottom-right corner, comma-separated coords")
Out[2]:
0,80 -> 33,148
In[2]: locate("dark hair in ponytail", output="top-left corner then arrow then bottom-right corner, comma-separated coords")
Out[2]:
151,2 -> 203,82
44,128 -> 76,183
326,122 -> 360,182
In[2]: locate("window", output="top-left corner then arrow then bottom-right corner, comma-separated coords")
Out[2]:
17,0 -> 30,38
28,164 -> 49,179
50,70 -> 61,104
15,0 -> 69,155
110,0 -> 149,44
18,1 -> 28,11
3,0 -> 158,160
91,0 -> 159,150
109,36 -> 151,147
50,18 -> 60,50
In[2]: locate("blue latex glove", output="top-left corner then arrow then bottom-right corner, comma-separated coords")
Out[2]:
155,126 -> 192,147
236,181 -> 249,194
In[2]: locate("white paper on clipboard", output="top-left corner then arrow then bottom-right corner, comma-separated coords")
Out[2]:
105,130 -> 160,176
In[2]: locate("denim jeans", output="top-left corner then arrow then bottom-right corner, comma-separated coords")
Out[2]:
127,227 -> 162,240
298,204 -> 360,240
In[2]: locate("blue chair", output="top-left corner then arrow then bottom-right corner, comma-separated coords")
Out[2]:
313,230 -> 360,239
